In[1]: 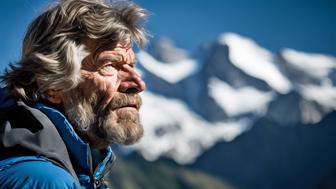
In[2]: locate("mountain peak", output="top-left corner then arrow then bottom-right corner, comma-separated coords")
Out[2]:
132,32 -> 336,165
280,48 -> 336,80
149,37 -> 189,63
218,33 -> 292,94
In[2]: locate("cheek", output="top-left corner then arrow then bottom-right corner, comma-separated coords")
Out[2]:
80,70 -> 120,100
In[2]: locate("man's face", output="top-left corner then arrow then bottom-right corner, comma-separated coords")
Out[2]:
63,41 -> 145,148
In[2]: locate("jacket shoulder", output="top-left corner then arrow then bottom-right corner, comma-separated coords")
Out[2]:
0,157 -> 81,189
0,101 -> 79,181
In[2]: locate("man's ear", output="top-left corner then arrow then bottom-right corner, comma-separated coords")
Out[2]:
45,89 -> 64,104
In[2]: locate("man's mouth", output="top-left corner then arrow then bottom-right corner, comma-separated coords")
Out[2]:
105,94 -> 142,111
114,103 -> 139,110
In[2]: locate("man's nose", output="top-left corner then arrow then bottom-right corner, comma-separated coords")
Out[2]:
118,64 -> 146,94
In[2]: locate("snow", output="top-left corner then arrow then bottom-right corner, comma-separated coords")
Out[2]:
281,48 -> 336,80
299,101 -> 324,124
219,33 -> 292,94
137,51 -> 198,83
299,80 -> 336,110
127,33 -> 336,165
132,91 -> 251,164
208,77 -> 274,117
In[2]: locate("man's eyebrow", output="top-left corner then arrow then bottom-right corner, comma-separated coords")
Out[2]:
97,54 -> 123,63
97,54 -> 136,66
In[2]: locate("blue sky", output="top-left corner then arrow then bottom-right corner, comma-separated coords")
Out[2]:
0,0 -> 335,70
136,0 -> 336,54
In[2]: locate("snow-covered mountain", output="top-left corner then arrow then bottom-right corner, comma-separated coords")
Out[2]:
130,33 -> 336,165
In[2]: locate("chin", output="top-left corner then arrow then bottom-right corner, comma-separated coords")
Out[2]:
96,109 -> 144,146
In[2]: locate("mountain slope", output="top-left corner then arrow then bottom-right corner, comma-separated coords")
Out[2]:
107,153 -> 236,189
132,33 -> 336,165
193,111 -> 336,189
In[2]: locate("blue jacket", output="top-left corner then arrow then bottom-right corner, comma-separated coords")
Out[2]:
0,89 -> 116,189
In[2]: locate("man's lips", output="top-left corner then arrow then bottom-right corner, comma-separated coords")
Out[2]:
104,93 -> 142,112
113,104 -> 139,110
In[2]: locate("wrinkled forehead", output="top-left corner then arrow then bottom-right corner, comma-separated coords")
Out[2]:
78,37 -> 135,68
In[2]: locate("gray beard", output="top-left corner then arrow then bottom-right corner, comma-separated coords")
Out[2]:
63,88 -> 144,149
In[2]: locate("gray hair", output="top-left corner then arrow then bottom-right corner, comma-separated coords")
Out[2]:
1,0 -> 148,102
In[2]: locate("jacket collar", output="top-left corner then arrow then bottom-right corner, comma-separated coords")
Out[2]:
34,103 -> 92,171
33,102 -> 116,188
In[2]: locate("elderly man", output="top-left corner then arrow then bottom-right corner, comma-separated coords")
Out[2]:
0,0 -> 147,188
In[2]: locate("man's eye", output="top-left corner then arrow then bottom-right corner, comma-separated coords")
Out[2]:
101,64 -> 116,74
